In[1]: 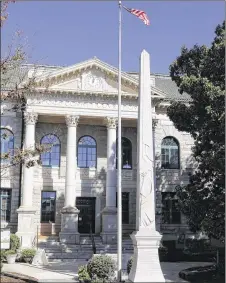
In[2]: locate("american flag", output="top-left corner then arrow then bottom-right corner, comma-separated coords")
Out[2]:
123,6 -> 150,25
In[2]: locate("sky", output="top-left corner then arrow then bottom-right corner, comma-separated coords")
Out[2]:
2,1 -> 224,74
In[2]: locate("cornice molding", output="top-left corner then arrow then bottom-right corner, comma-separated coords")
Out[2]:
29,88 -> 139,100
26,93 -> 138,112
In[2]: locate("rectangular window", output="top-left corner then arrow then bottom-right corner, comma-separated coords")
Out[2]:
162,192 -> 181,224
0,189 -> 11,222
41,191 -> 56,223
116,192 -> 129,224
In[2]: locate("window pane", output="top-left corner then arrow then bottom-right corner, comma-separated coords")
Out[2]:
41,191 -> 56,223
161,137 -> 179,169
42,192 -> 47,198
172,199 -> 181,224
162,211 -> 170,224
77,136 -> 96,168
52,145 -> 60,153
78,161 -> 86,168
172,211 -> 181,224
161,193 -> 180,224
40,135 -> 60,167
116,192 -> 129,224
170,148 -> 179,168
0,189 -> 11,222
116,137 -> 132,169
1,129 -> 14,164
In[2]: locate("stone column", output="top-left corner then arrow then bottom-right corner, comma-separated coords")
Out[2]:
59,114 -> 80,244
16,111 -> 38,248
101,117 -> 117,243
128,50 -> 165,282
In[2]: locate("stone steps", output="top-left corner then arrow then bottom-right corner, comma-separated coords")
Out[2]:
38,235 -> 134,263
47,252 -> 93,260
48,259 -> 88,264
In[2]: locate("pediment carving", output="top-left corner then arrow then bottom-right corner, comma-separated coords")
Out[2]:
48,68 -> 137,94
33,58 -> 166,100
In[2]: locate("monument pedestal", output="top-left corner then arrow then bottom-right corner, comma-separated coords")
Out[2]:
128,50 -> 165,283
101,207 -> 117,243
59,206 -> 80,244
128,229 -> 165,282
16,207 -> 36,248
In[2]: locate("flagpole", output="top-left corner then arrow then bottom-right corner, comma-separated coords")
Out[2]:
117,0 -> 122,282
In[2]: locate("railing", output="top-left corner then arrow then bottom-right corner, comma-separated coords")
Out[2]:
32,234 -> 37,248
32,225 -> 39,249
89,223 -> 96,254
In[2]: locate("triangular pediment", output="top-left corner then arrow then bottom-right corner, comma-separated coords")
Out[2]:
33,57 -> 166,98
49,67 -> 138,94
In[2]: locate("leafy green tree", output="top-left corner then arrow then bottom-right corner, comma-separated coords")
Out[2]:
167,21 -> 225,243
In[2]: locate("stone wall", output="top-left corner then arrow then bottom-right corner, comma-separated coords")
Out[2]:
33,122 -> 138,235
1,111 -> 22,233
1,107 -> 195,237
155,107 -> 195,238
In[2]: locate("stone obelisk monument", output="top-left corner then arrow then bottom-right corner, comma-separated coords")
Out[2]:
128,50 -> 165,282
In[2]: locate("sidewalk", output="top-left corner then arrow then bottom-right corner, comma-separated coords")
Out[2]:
2,263 -> 77,282
2,261 -> 213,282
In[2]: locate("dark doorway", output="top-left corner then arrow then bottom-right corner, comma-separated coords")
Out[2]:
76,197 -> 96,234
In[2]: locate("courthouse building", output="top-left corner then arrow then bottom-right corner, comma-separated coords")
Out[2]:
1,57 -> 195,247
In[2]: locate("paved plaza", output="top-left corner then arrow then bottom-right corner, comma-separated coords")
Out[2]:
2,261 -> 213,282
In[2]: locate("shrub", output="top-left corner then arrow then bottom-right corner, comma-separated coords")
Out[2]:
159,243 -> 168,261
5,250 -> 17,256
78,265 -> 91,283
0,250 -> 7,262
10,234 -> 20,251
184,238 -> 215,254
87,255 -> 116,282
0,261 -> 3,273
179,265 -> 217,282
127,257 -> 133,274
21,249 -> 36,263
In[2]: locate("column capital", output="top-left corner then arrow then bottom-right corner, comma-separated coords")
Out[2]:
105,117 -> 118,129
24,112 -> 38,125
65,115 -> 79,127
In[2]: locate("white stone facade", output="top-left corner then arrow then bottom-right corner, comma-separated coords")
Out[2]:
1,58 -> 194,245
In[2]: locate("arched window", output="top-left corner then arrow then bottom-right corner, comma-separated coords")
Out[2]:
77,136 -> 97,168
161,137 -> 179,169
0,128 -> 14,163
40,134 -> 61,167
116,137 -> 132,169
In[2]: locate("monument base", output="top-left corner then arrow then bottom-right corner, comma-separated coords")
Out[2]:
59,206 -> 80,244
16,206 -> 36,248
101,207 -> 117,244
128,229 -> 165,283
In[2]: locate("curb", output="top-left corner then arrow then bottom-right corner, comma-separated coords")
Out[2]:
1,272 -> 38,283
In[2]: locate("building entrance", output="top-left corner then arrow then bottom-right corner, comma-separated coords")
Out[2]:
76,197 -> 96,234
